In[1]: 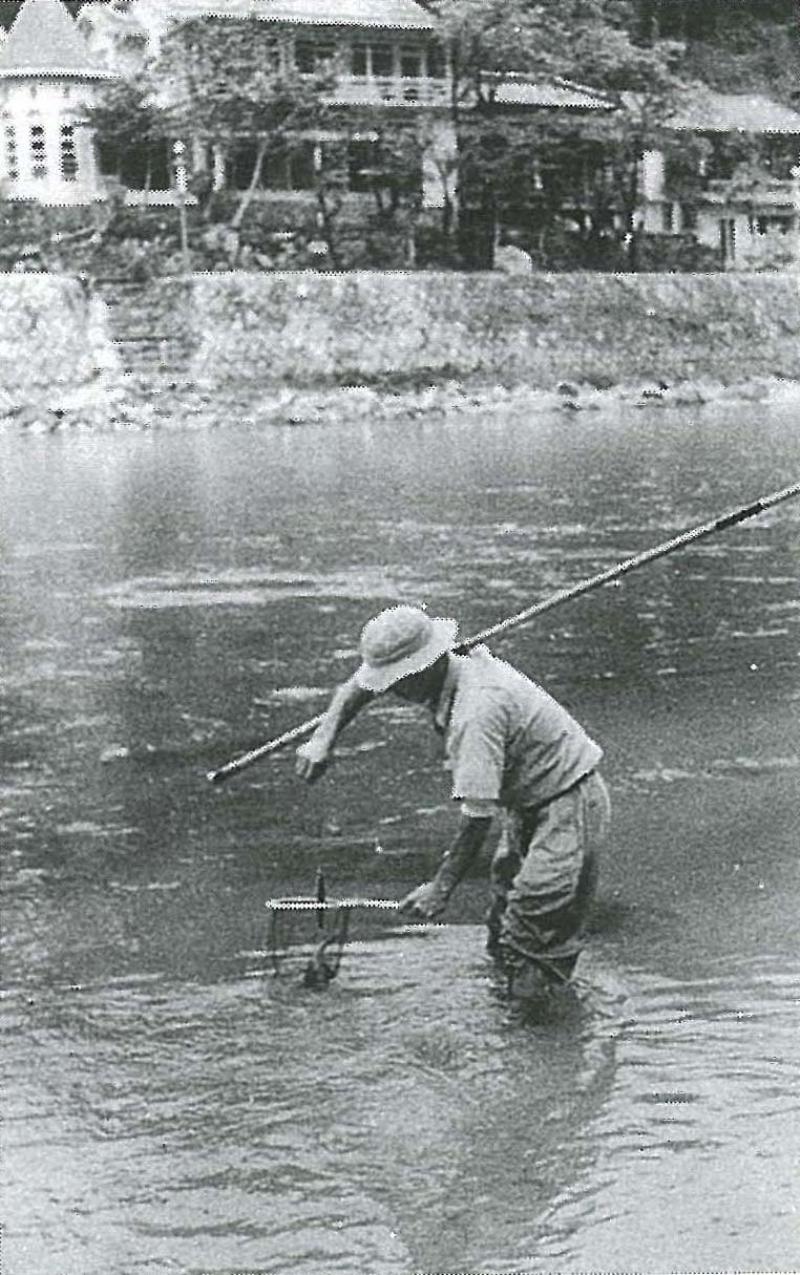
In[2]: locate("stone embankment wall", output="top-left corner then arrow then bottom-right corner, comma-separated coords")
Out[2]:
0,275 -> 121,410
188,271 -> 800,390
1,272 -> 799,415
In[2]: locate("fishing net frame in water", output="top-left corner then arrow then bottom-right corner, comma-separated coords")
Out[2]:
265,896 -> 401,988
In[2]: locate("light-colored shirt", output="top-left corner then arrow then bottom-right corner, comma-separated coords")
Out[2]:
433,648 -> 602,812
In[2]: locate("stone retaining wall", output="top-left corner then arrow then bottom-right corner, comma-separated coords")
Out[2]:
1,271 -> 799,415
187,271 -> 800,390
0,274 -> 121,409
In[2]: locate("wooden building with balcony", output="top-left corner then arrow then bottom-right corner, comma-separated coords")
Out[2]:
75,0 -> 456,211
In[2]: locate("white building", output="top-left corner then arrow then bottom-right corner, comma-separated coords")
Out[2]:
0,0 -> 115,204
638,90 -> 800,270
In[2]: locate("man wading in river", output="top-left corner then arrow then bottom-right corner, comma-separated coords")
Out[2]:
296,606 -> 610,1000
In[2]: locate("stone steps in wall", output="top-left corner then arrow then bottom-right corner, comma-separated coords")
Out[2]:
94,278 -> 194,378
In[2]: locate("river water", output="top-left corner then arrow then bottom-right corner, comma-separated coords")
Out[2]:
1,400 -> 798,1275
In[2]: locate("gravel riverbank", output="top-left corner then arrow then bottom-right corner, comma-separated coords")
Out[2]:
1,371 -> 799,435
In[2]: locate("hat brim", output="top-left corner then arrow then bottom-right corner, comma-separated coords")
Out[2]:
355,616 -> 458,694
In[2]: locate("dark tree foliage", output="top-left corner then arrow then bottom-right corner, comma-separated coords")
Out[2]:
631,0 -> 798,100
633,0 -> 795,40
157,17 -> 333,231
424,0 -> 687,266
80,73 -> 170,190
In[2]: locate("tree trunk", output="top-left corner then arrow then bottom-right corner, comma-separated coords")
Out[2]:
442,190 -> 453,237
231,138 -> 269,230
315,186 -> 342,270
447,69 -> 463,247
625,159 -> 641,272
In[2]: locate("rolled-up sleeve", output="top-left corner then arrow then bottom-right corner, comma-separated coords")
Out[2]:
447,695 -> 507,802
460,797 -> 500,819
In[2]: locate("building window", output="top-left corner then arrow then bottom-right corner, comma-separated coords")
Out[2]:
348,139 -> 379,192
400,47 -> 423,78
60,125 -> 78,182
264,142 -> 317,190
295,39 -> 335,73
350,40 -> 435,81
352,42 -> 368,76
1,117 -> 19,181
98,139 -> 171,190
262,33 -> 282,71
427,41 -> 446,78
371,43 -> 394,77
748,212 -> 789,237
30,123 -> 47,178
719,217 -> 736,262
351,41 -> 395,78
229,140 -> 318,192
230,144 -> 257,190
681,203 -> 697,231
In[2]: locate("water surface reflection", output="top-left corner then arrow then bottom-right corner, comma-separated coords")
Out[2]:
1,401 -> 799,1273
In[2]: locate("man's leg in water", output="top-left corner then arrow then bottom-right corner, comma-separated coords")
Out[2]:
498,774 -> 610,1000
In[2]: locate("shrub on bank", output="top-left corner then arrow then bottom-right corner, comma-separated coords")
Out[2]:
1,197 -> 736,278
636,232 -> 723,272
0,201 -> 108,273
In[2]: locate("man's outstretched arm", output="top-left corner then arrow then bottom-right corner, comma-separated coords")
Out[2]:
295,674 -> 374,782
400,814 -> 494,919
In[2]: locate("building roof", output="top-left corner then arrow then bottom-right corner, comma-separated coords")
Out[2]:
77,2 -> 149,39
0,0 -> 113,79
666,89 -> 800,135
163,0 -> 436,31
491,76 -> 613,111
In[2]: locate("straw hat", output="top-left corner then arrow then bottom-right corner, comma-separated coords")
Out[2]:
355,606 -> 458,694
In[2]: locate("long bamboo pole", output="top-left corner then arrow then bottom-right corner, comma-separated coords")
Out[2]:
207,480 -> 800,785
266,898 -> 401,911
